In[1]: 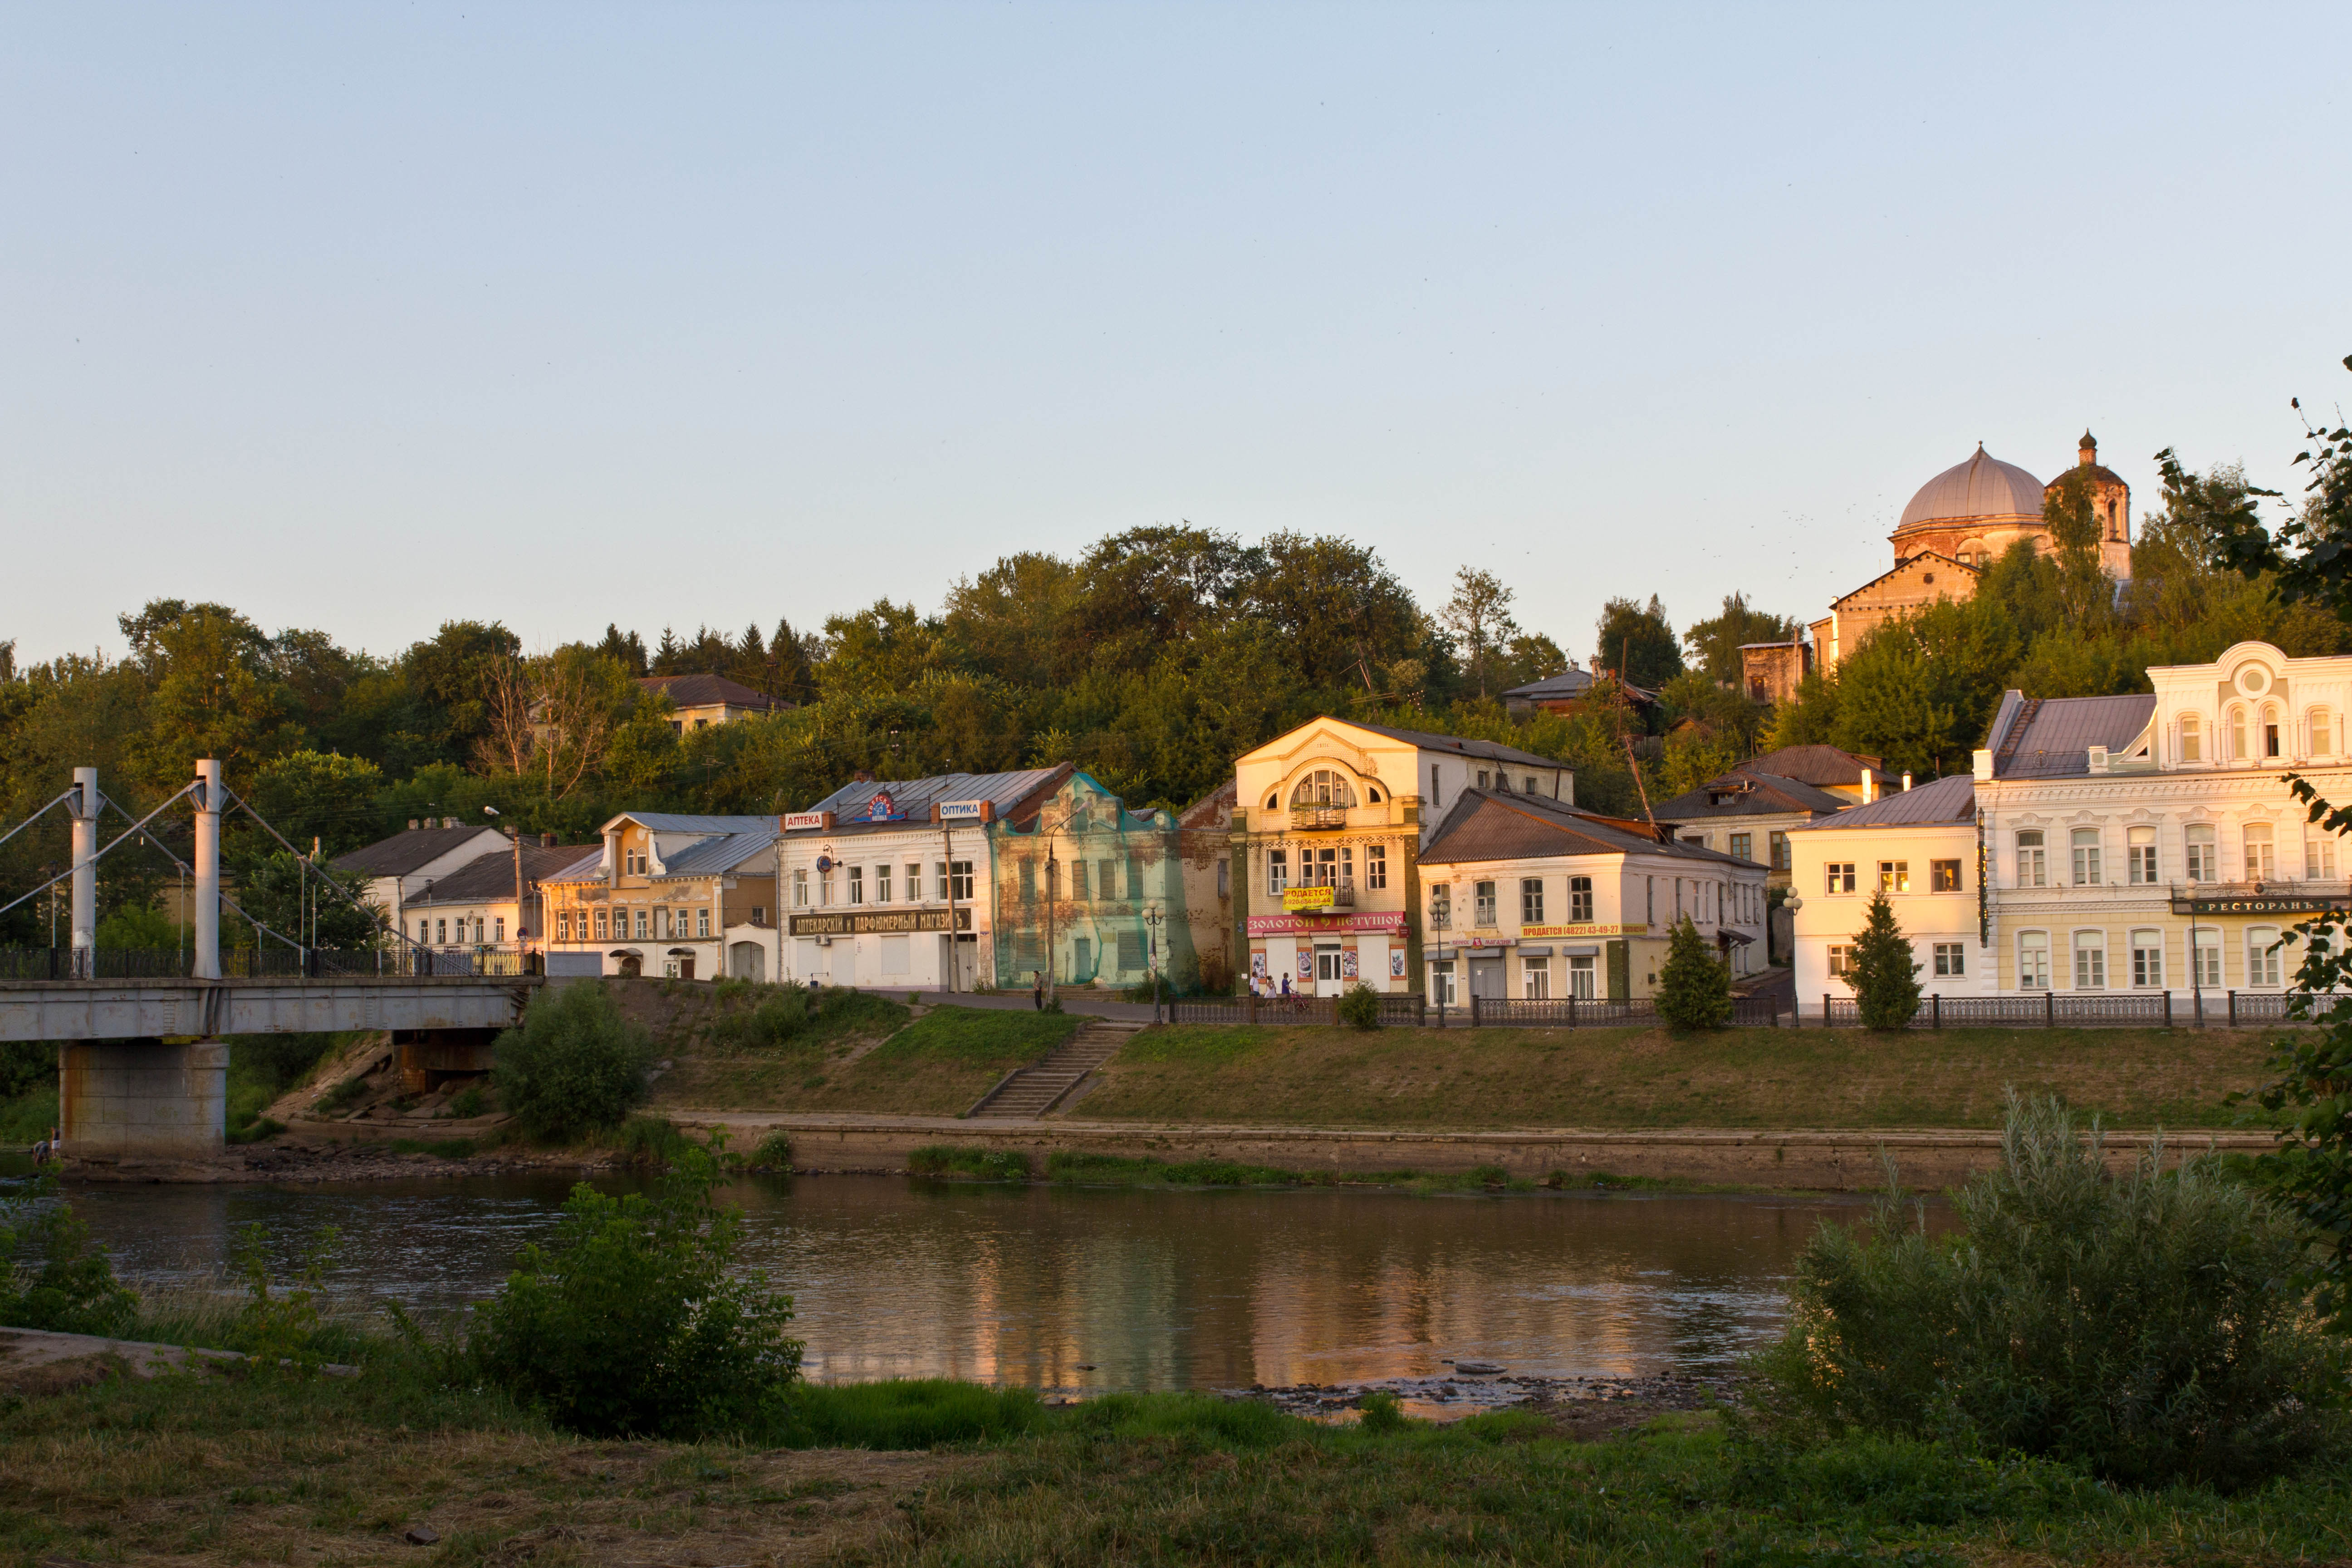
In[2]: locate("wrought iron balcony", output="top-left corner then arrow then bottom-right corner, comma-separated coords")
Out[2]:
1290,806 -> 1350,830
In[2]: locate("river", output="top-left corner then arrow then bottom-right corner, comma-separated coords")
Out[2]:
49,1173 -> 1875,1392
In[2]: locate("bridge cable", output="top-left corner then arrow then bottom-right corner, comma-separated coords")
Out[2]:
220,788 -> 421,955
0,780 -> 199,922
0,788 -> 79,857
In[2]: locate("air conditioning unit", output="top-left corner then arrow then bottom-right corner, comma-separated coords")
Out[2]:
815,936 -> 832,946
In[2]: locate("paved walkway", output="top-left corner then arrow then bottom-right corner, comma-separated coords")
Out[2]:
838,986 -> 1169,1022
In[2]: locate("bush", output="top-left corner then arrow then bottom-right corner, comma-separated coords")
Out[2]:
908,1145 -> 1031,1180
1357,1389 -> 1409,1433
1337,982 -> 1383,1031
1847,890 -> 1923,1030
470,1136 -> 803,1438
707,988 -> 810,1052
1654,915 -> 1732,1031
494,982 -> 653,1141
1747,1094 -> 2347,1490
0,1173 -> 135,1337
751,1130 -> 794,1170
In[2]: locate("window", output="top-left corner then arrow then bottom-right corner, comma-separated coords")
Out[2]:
1117,929 -> 1143,973
2265,706 -> 2282,757
1569,875 -> 1593,922
2244,823 -> 2275,880
2311,834 -> 2337,880
2073,931 -> 2106,990
594,908 -> 608,941
1217,858 -> 1230,898
635,908 -> 650,939
819,872 -> 833,906
1020,860 -> 1037,902
2019,931 -> 2050,990
750,906 -> 765,926
1496,774 -> 1511,792
1431,959 -> 1457,1006
1266,849 -> 1287,895
1071,861 -> 1089,902
1474,881 -> 1497,926
2248,926 -> 2282,988
1524,775 -> 1538,794
655,907 -> 671,939
2231,707 -> 2248,759
848,866 -> 864,904
1826,862 -> 1857,894
1568,954 -> 1596,999
876,864 -> 892,903
436,918 -> 448,944
1366,844 -> 1387,889
2315,711 -> 2335,756
1523,958 -> 1549,999
1730,832 -> 1753,862
625,848 -> 647,876
1770,831 -> 1790,872
792,868 -> 808,906
1429,884 -> 1452,930
1933,942 -> 1965,977
1521,877 -> 1544,924
1291,769 -> 1357,808
2180,713 -> 2201,762
491,916 -> 504,943
1127,856 -> 1144,899
2127,826 -> 2157,884
951,860 -> 974,902
1476,770 -> 1490,789
1931,859 -> 1962,892
1102,858 -> 1122,900
1878,860 -> 1910,894
2131,930 -> 2163,988
1827,945 -> 1850,976
2193,935 -> 2221,989
2070,829 -> 2102,886
2016,830 -> 2047,887
904,863 -> 921,902
2186,823 -> 2217,882
557,911 -> 572,941
696,907 -> 711,938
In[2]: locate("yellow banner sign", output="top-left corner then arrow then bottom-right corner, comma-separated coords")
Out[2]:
1282,885 -> 1335,911
1518,922 -> 1647,939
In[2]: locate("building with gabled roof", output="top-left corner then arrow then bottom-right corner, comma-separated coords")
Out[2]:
1653,770 -> 1852,886
397,839 -> 600,957
637,672 -> 787,731
333,820 -> 514,938
1417,788 -> 1768,1000
540,811 -> 779,980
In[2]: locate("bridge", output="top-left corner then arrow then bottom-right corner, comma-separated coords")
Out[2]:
2,761 -> 535,1163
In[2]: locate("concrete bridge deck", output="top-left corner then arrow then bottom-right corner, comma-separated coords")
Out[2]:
0,976 -> 537,1043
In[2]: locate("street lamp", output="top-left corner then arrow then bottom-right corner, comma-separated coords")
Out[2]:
1143,906 -> 1167,1024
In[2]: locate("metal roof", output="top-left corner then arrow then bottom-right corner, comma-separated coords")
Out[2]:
605,812 -> 780,835
1990,693 -> 2156,779
1654,772 -> 1850,822
1421,789 -> 1747,867
540,848 -> 608,886
1733,745 -> 1895,790
807,766 -> 1069,833
1805,772 -> 1976,829
1896,446 -> 2046,529
1499,669 -> 1660,705
655,834 -> 776,878
401,843 -> 602,906
331,824 -> 507,877
1343,720 -> 1568,770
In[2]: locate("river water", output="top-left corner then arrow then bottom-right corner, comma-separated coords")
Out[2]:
54,1174 -> 1872,1392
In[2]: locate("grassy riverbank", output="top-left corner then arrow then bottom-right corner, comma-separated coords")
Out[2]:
6,1337 -> 2349,1565
1080,1022 -> 2281,1129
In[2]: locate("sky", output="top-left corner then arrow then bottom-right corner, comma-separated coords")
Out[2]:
5,3 -> 2350,670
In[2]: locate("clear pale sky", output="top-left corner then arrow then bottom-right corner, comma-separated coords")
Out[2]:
6,4 -> 2348,668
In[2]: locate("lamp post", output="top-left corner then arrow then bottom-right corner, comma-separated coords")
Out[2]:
1143,906 -> 1166,1024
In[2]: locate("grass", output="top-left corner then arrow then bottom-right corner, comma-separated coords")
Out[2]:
908,1144 -> 1033,1180
5,1342 -> 2350,1566
1083,1022 -> 2283,1129
656,998 -> 1081,1115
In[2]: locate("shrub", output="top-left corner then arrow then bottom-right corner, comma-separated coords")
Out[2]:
1747,1094 -> 2347,1490
494,981 -> 653,1142
1337,982 -> 1383,1031
470,1136 -> 803,1438
751,1130 -> 794,1171
1357,1389 -> 1409,1433
908,1145 -> 1031,1180
0,1173 -> 135,1337
785,1379 -> 1046,1448
1847,890 -> 1923,1030
707,988 -> 810,1052
448,1081 -> 490,1118
1654,915 -> 1732,1031
228,1221 -> 338,1377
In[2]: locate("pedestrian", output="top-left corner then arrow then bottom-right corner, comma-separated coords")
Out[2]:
1032,970 -> 1044,1011
1280,973 -> 1292,998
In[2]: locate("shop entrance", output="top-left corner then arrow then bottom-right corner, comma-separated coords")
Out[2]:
1313,944 -> 1346,996
1467,955 -> 1505,1000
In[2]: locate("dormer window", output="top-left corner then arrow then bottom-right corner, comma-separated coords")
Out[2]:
2315,711 -> 2335,756
1290,769 -> 1357,808
2180,713 -> 2201,763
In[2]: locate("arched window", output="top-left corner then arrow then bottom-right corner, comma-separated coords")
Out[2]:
2264,704 -> 2282,758
2179,713 -> 2201,763
1289,769 -> 1357,809
2244,822 -> 2275,880
2313,710 -> 2334,756
2230,707 -> 2248,760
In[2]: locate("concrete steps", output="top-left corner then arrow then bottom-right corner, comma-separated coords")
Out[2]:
966,1019 -> 1144,1119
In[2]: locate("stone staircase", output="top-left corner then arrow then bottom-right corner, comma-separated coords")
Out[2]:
965,1019 -> 1144,1119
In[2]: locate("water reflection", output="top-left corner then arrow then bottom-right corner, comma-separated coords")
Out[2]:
62,1175 -> 1880,1388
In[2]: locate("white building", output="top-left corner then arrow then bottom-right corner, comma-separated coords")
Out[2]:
1787,773 -> 1980,1005
332,819 -> 513,940
540,813 -> 779,980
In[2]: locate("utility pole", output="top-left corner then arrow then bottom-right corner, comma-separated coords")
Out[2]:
1143,905 -> 1166,1024
941,823 -> 958,994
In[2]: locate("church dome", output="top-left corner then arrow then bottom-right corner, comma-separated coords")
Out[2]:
1896,445 -> 2046,529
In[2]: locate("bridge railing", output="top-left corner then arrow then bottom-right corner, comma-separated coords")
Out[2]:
0,946 -> 539,980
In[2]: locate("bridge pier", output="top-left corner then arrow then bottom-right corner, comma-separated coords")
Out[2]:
393,1028 -> 499,1093
58,1038 -> 228,1161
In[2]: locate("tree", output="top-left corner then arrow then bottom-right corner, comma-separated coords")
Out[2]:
1654,915 -> 1731,1030
1439,568 -> 1522,700
1847,890 -> 1921,1030
1828,633 -> 1954,778
243,749 -> 387,858
1683,593 -> 1799,687
123,603 -> 304,789
494,981 -> 654,1141
2043,468 -> 2117,633
1593,596 -> 1682,690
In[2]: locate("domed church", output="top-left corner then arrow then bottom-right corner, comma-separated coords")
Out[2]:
1795,431 -> 2132,677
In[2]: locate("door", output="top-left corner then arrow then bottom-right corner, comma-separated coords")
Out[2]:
1313,945 -> 1344,996
1568,955 -> 1597,999
957,938 -> 980,990
679,955 -> 696,981
729,941 -> 766,982
1468,956 -> 1505,999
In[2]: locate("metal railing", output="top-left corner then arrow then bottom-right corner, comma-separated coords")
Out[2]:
1166,992 -> 1784,1029
1809,990 -> 2330,1029
0,946 -> 539,981
1289,806 -> 1350,830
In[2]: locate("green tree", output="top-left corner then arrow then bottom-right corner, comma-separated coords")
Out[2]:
2043,467 -> 2117,632
122,602 -> 304,790
243,749 -> 386,858
1828,634 -> 1954,778
1439,567 -> 1521,700
495,982 -> 654,1142
1847,890 -> 1922,1030
1654,915 -> 1731,1031
1683,593 -> 1800,686
1593,595 -> 1682,690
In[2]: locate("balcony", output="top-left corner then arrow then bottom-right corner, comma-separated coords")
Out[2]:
1291,806 -> 1350,831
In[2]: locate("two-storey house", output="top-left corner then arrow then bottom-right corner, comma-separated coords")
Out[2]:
1787,773 -> 1981,1004
540,813 -> 778,980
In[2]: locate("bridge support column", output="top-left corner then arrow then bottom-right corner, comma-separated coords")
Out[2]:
393,1028 -> 499,1093
193,758 -> 222,980
58,1038 -> 228,1161
70,767 -> 98,977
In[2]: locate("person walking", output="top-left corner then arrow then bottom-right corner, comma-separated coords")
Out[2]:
1032,970 -> 1044,1011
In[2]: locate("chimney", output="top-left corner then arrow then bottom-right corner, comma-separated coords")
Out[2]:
853,769 -> 875,784
1862,771 -> 1877,805
541,832 -> 557,848
2079,430 -> 2097,468
1901,772 -> 1912,791
443,816 -> 458,829
407,818 -> 419,831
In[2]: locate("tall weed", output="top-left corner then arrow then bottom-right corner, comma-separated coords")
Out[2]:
494,982 -> 653,1141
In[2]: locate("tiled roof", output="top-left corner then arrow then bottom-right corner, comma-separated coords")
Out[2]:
639,673 -> 782,710
1804,772 -> 1976,828
403,844 -> 602,906
1988,692 -> 2157,779
1343,720 -> 1568,771
331,825 -> 506,877
1732,745 -> 1896,791
807,766 -> 1071,833
1654,772 -> 1849,822
1420,789 -> 1746,867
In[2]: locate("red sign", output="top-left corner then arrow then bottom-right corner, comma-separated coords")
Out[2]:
1246,912 -> 1407,936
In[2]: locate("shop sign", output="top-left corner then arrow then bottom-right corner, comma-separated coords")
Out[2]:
789,908 -> 972,936
1246,911 -> 1407,936
1519,921 -> 1648,939
1282,885 -> 1335,912
937,799 -> 987,821
2171,894 -> 2332,917
855,791 -> 905,824
782,812 -> 832,832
